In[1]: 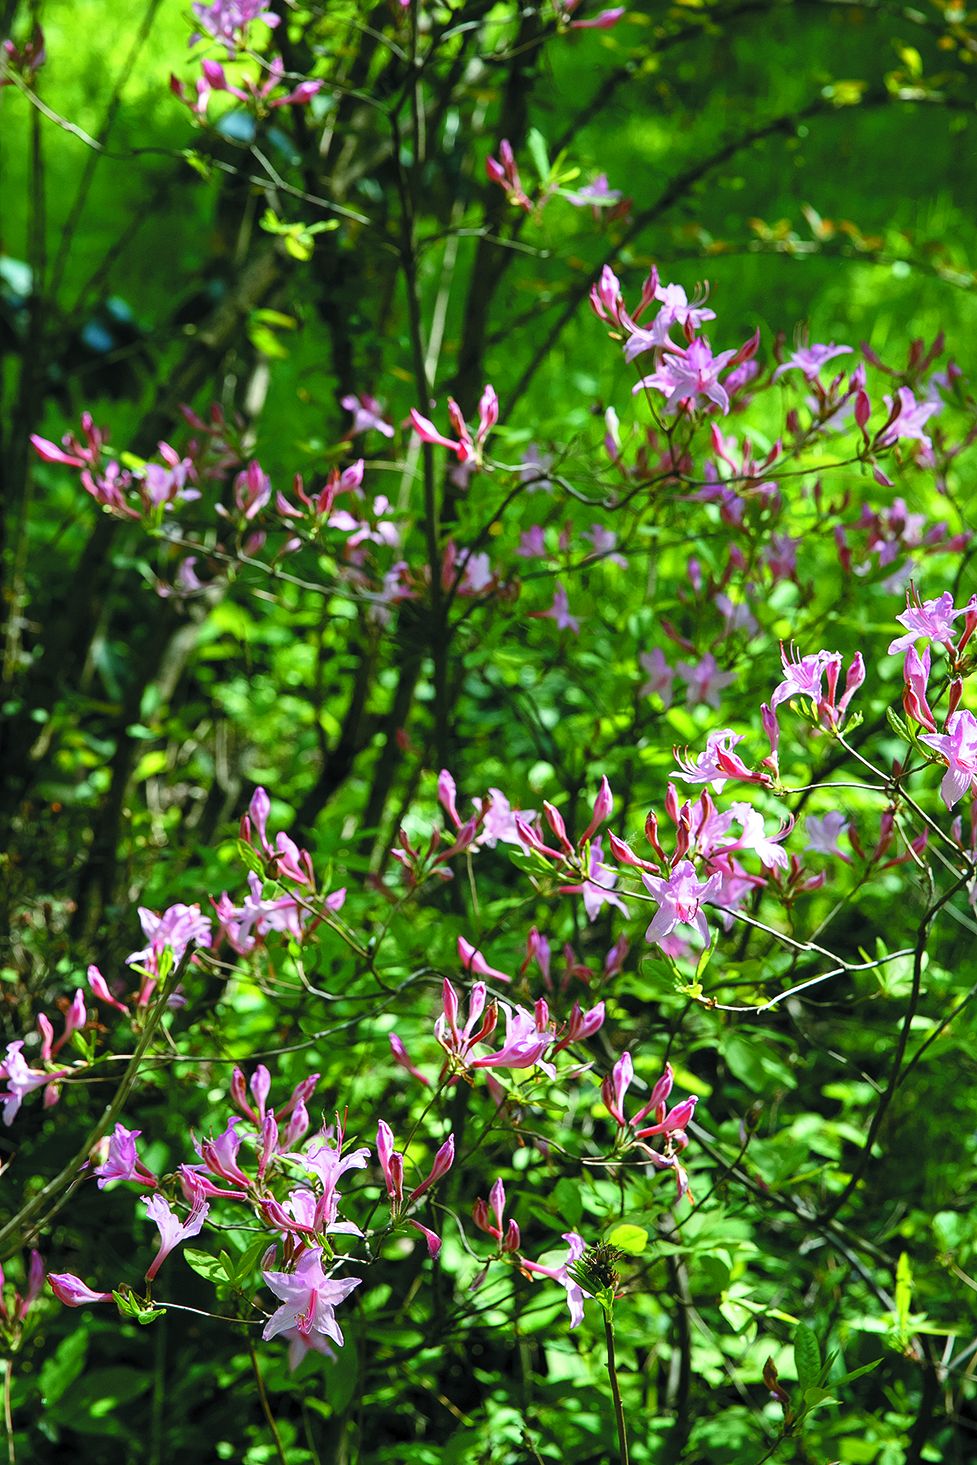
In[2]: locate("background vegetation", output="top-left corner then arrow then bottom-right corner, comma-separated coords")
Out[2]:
2,0 -> 977,1461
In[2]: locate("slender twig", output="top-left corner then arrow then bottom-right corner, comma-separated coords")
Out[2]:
247,1330 -> 288,1465
604,1310 -> 630,1465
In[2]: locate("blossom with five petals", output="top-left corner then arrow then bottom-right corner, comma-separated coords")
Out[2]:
261,1247 -> 361,1350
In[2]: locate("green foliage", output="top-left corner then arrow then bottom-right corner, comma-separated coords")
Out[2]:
2,0 -> 977,1461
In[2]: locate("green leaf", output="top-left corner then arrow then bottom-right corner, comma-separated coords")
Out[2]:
113,1291 -> 164,1325
834,1356 -> 883,1387
237,838 -> 266,876
895,1251 -> 912,1335
608,1224 -> 648,1255
794,1322 -> 821,1390
183,1248 -> 227,1283
39,1328 -> 88,1406
526,127 -> 550,181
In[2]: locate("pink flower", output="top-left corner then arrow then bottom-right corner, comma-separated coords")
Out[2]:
262,1248 -> 361,1350
474,788 -> 536,848
48,1273 -> 113,1308
770,645 -> 863,728
300,1137 -> 370,1233
520,1232 -> 589,1328
530,582 -> 581,633
888,590 -> 963,655
126,903 -> 212,988
376,1120 -> 404,1208
407,1134 -> 455,1203
877,386 -> 939,457
143,1190 -> 209,1281
675,652 -> 736,710
469,1002 -> 553,1073
190,0 -> 280,52
805,812 -> 850,859
919,710 -> 977,808
902,646 -> 938,732
672,730 -> 769,794
410,385 -> 497,467
590,265 -> 626,326
95,1123 -> 158,1189
723,804 -> 791,871
634,338 -> 738,415
639,648 -> 674,705
0,1041 -> 67,1125
569,7 -> 625,29
773,343 -> 851,381
341,393 -> 394,439
389,1032 -> 430,1086
563,174 -> 623,209
459,936 -> 512,984
473,1178 -> 521,1252
642,861 -> 722,947
485,140 -> 532,211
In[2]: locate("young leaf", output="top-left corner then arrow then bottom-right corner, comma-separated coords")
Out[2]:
794,1321 -> 821,1390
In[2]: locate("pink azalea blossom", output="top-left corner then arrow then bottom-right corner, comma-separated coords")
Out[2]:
485,140 -> 532,212
473,788 -> 536,848
675,652 -> 736,710
634,338 -> 737,415
888,590 -> 963,655
877,386 -> 940,457
639,648 -> 674,705
48,1273 -> 114,1308
143,1189 -> 209,1281
410,385 -> 498,467
568,6 -> 626,29
341,392 -> 394,438
473,1178 -> 521,1252
902,645 -> 938,732
530,582 -> 581,633
389,1032 -> 430,1086
805,812 -> 850,859
642,861 -> 722,947
95,1123 -> 158,1189
0,1042 -> 67,1125
126,903 -> 212,986
919,710 -> 977,808
520,1232 -> 589,1328
190,0 -> 280,52
407,1134 -> 455,1203
469,1001 -> 553,1073
563,174 -> 622,209
672,730 -> 768,793
262,1247 -> 361,1350
773,342 -> 852,381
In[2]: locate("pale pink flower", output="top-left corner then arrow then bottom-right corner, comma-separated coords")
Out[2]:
95,1123 -> 158,1189
341,392 -> 394,439
638,648 -> 674,705
48,1273 -> 113,1308
773,342 -> 851,381
805,812 -> 850,859
520,1232 -> 589,1328
919,710 -> 977,808
262,1247 -> 361,1350
634,338 -> 737,415
143,1190 -> 209,1281
530,582 -> 581,633
642,861 -> 722,947
888,590 -> 963,655
675,652 -> 736,709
